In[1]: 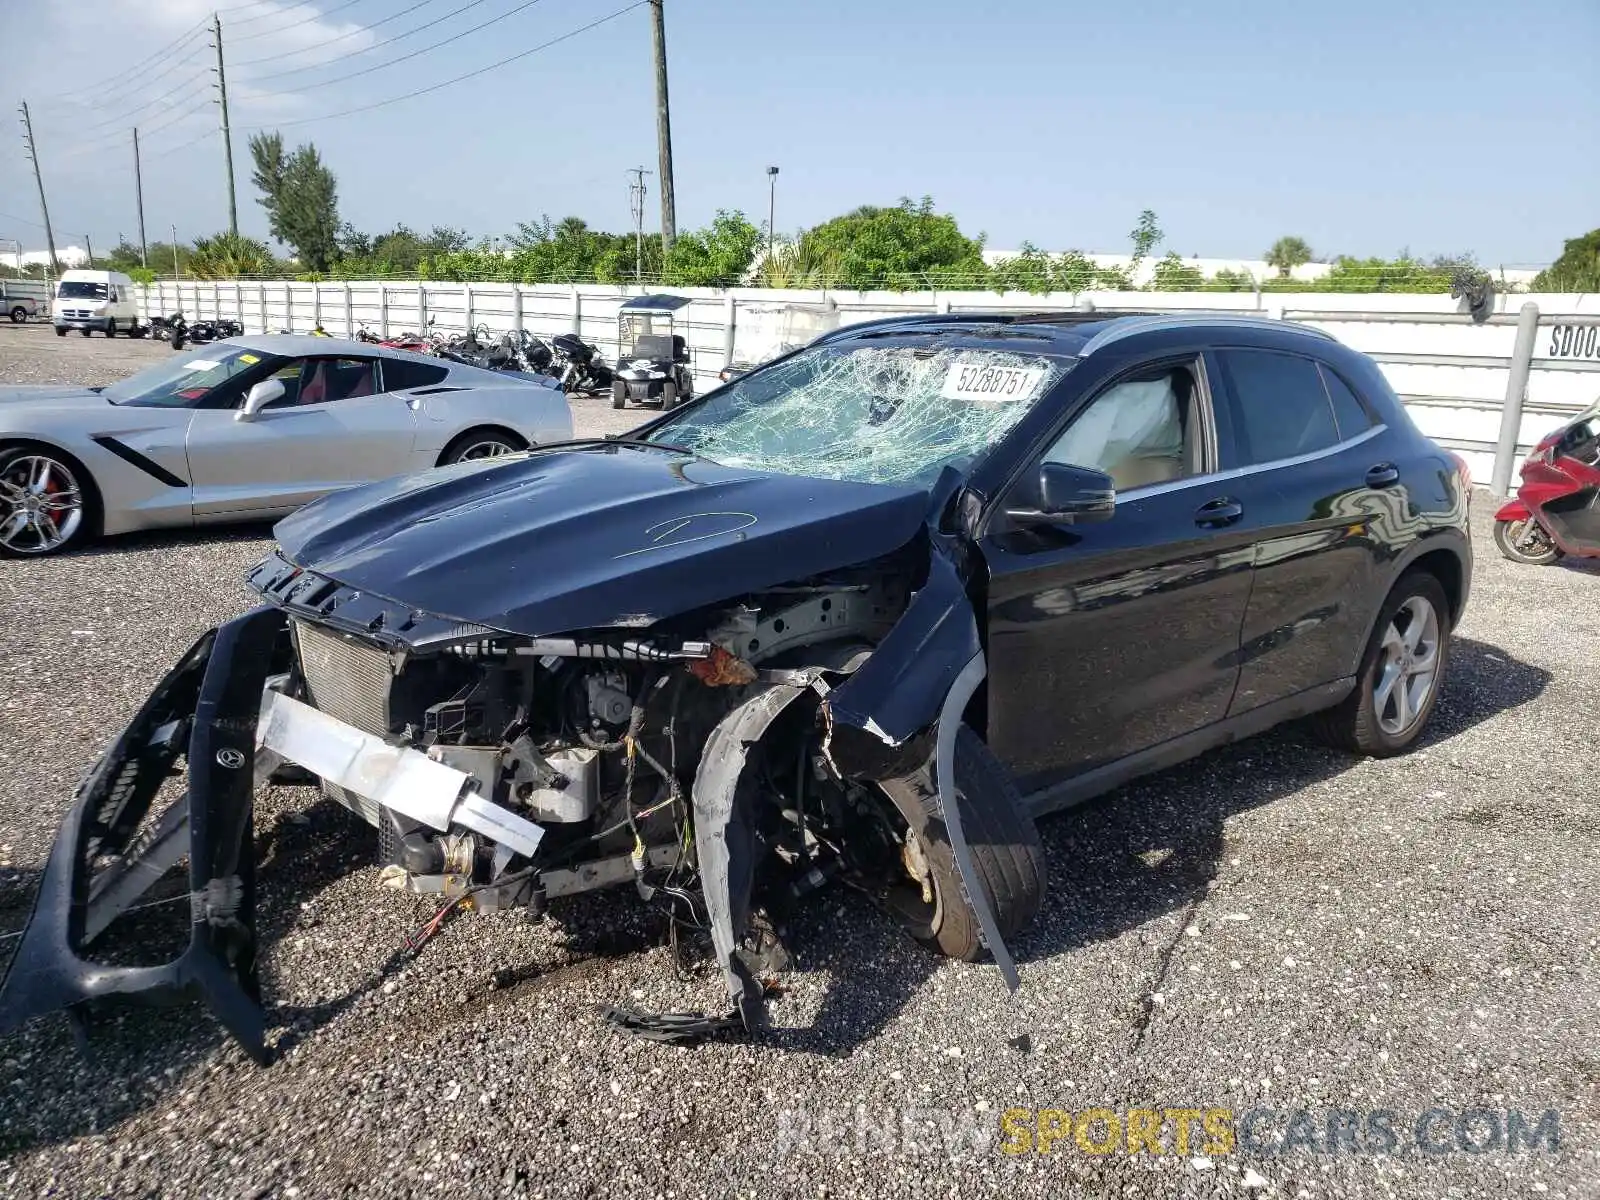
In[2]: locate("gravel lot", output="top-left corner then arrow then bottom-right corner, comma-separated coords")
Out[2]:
0,319 -> 1596,1198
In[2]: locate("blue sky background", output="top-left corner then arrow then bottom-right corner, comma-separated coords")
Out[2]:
1,0 -> 1595,264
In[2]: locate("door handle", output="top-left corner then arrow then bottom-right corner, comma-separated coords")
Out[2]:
1195,497 -> 1243,528
1365,463 -> 1400,488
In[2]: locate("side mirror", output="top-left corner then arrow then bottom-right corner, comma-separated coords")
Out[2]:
1006,461 -> 1116,525
236,377 -> 286,421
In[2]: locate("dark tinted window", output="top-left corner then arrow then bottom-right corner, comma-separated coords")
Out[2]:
1220,350 -> 1339,465
382,358 -> 449,391
1318,364 -> 1374,439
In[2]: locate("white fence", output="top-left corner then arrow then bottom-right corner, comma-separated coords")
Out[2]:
137,280 -> 1600,486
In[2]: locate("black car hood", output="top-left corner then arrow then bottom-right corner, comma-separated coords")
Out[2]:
273,447 -> 933,637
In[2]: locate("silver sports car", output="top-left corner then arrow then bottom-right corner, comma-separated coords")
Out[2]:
0,334 -> 574,557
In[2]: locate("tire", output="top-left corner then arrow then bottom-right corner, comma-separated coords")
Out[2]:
0,442 -> 99,558
437,426 -> 528,466
1492,517 -> 1562,565
1308,570 -> 1450,757
874,725 -> 1046,961
55,326 -> 67,337
80,327 -> 93,338
8,306 -> 24,324
611,380 -> 627,410
660,381 -> 677,411
105,319 -> 117,338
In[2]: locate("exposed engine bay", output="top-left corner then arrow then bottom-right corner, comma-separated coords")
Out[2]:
0,534 -> 1040,1062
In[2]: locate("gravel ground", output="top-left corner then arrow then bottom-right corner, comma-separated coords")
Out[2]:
0,320 -> 1596,1198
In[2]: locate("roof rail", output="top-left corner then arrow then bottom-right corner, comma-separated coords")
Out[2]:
1076,312 -> 1336,358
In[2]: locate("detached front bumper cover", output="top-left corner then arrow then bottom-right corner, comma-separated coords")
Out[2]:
0,607 -> 286,1064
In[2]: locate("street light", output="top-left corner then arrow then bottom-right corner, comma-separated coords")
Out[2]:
766,165 -> 779,263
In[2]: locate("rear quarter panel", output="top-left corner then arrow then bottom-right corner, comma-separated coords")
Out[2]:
414,383 -> 574,457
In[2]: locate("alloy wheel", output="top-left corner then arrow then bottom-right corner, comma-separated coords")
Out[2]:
457,438 -> 518,461
0,454 -> 84,554
1373,595 -> 1441,736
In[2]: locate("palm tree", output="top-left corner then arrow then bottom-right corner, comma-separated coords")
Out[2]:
1265,236 -> 1314,279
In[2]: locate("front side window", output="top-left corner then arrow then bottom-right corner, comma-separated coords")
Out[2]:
1218,349 -> 1340,466
1044,366 -> 1199,490
653,342 -> 1072,486
104,346 -> 282,408
263,358 -> 379,408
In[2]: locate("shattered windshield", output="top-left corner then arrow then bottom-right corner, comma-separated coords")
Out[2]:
653,342 -> 1071,485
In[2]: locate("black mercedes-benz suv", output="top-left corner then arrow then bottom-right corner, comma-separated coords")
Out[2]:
3,312 -> 1472,1059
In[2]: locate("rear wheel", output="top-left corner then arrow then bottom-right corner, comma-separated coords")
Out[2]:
873,726 -> 1045,961
1493,517 -> 1561,565
660,381 -> 678,411
611,380 -> 627,410
8,306 -> 24,324
438,426 -> 527,465
1309,571 -> 1449,756
105,319 -> 117,338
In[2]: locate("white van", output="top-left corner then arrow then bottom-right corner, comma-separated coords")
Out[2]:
52,269 -> 139,337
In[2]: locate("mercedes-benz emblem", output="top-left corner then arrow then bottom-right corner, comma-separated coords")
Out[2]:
215,747 -> 247,769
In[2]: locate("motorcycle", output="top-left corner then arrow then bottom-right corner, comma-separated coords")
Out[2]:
548,332 -> 613,394
149,312 -> 189,350
1493,399 -> 1600,565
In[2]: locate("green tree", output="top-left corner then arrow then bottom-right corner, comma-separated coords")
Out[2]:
1532,228 -> 1600,292
663,210 -> 761,286
1128,209 -> 1163,278
989,241 -> 1057,294
757,237 -> 844,288
798,197 -> 988,289
187,232 -> 277,279
248,131 -> 340,272
1203,266 -> 1257,293
1265,236 -> 1314,278
1151,252 -> 1205,291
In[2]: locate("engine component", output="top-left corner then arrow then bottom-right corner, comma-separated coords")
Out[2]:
585,674 -> 633,727
506,743 -> 597,823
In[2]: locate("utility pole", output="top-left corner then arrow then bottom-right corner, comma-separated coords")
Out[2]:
84,233 -> 95,268
133,127 -> 149,267
17,101 -> 60,275
627,166 -> 651,284
648,0 -> 675,252
766,165 -> 779,263
213,12 -> 239,236
171,224 -> 181,278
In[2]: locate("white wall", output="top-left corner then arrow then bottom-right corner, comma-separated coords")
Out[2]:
136,280 -> 1600,486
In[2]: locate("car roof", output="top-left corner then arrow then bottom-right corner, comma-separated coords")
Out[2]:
815,310 -> 1337,358
619,293 -> 694,313
226,333 -> 393,357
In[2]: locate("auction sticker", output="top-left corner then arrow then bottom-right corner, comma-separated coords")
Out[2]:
182,359 -> 221,372
941,361 -> 1048,402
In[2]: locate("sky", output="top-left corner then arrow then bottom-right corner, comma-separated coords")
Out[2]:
1,0 -> 1595,266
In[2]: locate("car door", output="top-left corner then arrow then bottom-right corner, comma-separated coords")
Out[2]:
185,356 -> 417,518
1210,348 -> 1391,715
981,354 -> 1257,796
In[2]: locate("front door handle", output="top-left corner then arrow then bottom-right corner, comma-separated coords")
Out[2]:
1365,462 -> 1401,488
1195,497 -> 1243,528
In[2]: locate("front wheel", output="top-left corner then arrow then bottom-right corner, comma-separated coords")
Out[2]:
1493,517 -> 1562,565
659,381 -> 678,411
1308,571 -> 1450,756
80,327 -> 93,338
611,380 -> 627,410
54,326 -> 68,337
0,444 -> 97,558
873,726 -> 1046,961
105,319 -> 117,338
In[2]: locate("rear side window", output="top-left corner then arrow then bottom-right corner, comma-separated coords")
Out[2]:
382,358 -> 450,391
1218,349 -> 1339,465
1318,364 -> 1375,439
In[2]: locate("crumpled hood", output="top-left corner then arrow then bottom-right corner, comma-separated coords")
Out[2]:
273,447 -> 932,637
0,385 -> 105,408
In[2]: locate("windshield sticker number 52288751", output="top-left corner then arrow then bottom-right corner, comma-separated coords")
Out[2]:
941,362 -> 1048,403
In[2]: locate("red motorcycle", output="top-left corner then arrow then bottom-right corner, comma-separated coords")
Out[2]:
1493,400 -> 1600,565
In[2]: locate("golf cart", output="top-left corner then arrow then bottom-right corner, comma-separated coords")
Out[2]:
611,293 -> 694,410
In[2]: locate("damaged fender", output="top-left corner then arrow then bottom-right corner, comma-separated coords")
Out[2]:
0,607 -> 286,1063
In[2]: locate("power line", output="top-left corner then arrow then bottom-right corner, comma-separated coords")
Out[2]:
233,1 -> 645,128
0,209 -> 46,229
234,0 -> 476,75
31,19 -> 210,106
229,0 -> 372,42
56,72 -> 212,138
